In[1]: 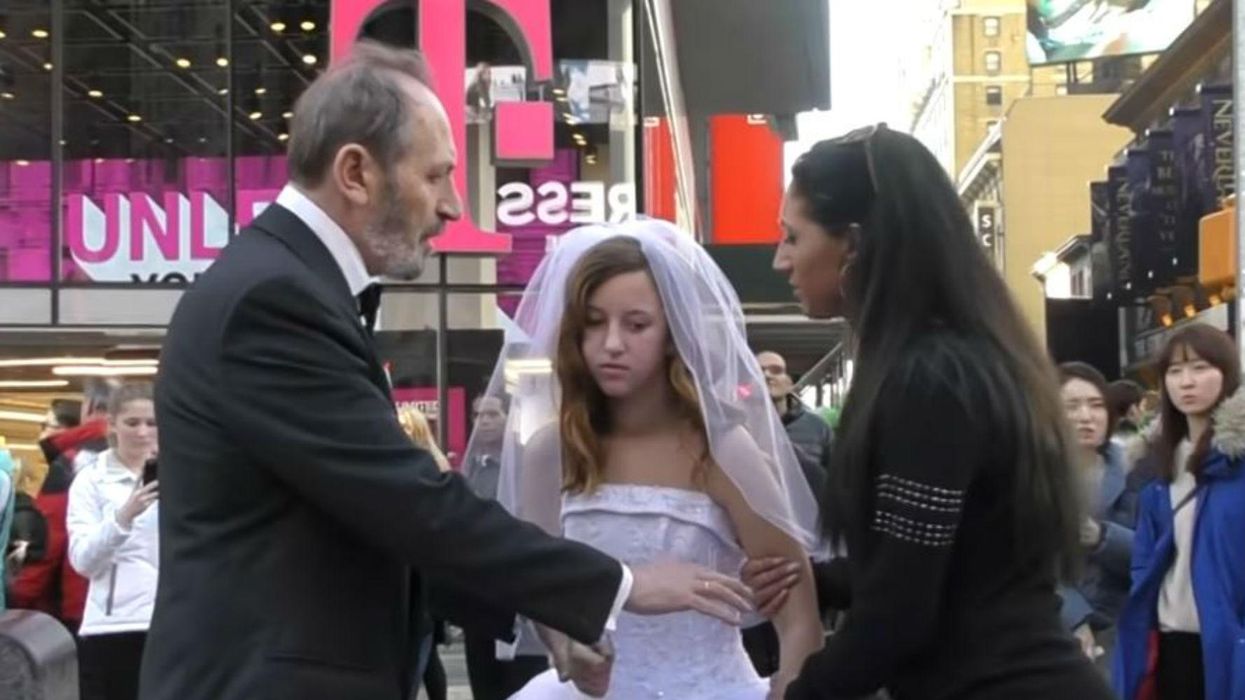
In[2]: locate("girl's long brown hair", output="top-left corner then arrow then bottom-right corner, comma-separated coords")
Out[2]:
1154,323 -> 1240,481
398,405 -> 450,472
555,236 -> 706,494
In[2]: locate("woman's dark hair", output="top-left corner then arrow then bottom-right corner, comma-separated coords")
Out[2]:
50,398 -> 82,429
1154,323 -> 1240,481
1107,379 -> 1143,418
83,377 -> 118,417
1058,362 -> 1115,451
792,126 -> 1082,579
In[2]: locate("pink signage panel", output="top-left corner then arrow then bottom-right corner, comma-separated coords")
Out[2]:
0,0 -> 601,281
330,0 -> 559,254
0,156 -> 284,283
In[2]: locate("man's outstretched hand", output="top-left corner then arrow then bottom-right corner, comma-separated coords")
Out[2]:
535,562 -> 752,696
626,560 -> 754,624
538,625 -> 614,697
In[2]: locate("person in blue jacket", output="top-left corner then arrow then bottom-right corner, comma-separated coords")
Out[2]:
0,444 -> 15,610
1114,323 -> 1245,700
1056,362 -> 1139,665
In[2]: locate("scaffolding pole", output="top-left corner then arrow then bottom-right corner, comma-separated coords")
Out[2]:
1236,0 -> 1245,358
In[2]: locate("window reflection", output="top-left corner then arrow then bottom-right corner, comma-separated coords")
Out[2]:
0,2 -> 54,282
50,0 -> 327,284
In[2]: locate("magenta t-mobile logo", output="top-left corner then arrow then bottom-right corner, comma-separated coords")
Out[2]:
331,0 -> 558,255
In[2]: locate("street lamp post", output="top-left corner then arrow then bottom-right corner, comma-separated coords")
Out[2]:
1236,0 -> 1245,364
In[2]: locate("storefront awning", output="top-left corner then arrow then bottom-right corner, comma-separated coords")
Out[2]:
746,316 -> 847,378
1102,0 -> 1230,133
641,0 -> 830,119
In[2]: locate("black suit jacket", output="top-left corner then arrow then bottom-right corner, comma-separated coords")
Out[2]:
140,204 -> 622,700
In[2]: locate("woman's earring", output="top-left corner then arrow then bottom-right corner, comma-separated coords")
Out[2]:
838,261 -> 854,299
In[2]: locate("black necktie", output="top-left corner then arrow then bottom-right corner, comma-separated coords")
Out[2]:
357,284 -> 382,334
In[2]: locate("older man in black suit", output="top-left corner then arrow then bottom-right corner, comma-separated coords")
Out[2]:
141,41 -> 749,700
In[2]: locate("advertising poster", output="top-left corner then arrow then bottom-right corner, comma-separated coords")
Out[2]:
1026,0 -> 1195,65
464,64 -> 528,124
556,60 -> 634,127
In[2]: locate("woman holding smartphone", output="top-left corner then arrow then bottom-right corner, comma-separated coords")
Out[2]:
67,381 -> 159,700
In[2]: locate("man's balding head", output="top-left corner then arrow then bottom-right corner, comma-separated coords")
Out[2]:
285,40 -> 461,280
287,41 -> 433,188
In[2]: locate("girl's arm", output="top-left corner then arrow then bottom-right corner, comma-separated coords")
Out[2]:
706,449 -> 823,698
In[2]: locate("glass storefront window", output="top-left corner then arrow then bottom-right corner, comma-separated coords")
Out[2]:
5,0 -> 651,295
3,0 -> 656,396
355,0 -> 640,317
31,0 -> 328,286
231,0 -> 328,235
0,2 -> 54,282
484,1 -> 639,306
60,0 -> 232,284
376,290 -> 523,464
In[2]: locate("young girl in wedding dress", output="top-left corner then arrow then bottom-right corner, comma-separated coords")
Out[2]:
465,220 -> 825,699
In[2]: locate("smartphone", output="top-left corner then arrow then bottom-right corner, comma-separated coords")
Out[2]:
142,458 -> 158,485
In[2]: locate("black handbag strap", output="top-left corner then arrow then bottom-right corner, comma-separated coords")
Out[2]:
1172,483 -> 1202,517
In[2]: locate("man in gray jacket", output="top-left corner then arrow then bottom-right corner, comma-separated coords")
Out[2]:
461,394 -> 550,699
744,351 -> 835,678
464,395 -> 506,500
757,351 -> 834,478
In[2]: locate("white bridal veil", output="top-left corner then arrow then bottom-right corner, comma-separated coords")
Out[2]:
463,217 -> 825,559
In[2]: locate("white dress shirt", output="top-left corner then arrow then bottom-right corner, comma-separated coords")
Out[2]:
274,183 -> 634,644
276,185 -> 375,297
1159,439 -> 1200,633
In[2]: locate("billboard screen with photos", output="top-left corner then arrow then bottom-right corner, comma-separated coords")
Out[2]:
464,64 -> 528,124
1026,0 -> 1195,66
558,60 -> 635,127
462,60 -> 634,127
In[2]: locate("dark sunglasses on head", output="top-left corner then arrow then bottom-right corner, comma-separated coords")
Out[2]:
825,123 -> 883,194
795,123 -> 884,232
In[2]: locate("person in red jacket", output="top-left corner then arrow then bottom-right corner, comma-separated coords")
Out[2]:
9,380 -> 114,631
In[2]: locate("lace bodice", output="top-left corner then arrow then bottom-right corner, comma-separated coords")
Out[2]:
554,484 -> 767,699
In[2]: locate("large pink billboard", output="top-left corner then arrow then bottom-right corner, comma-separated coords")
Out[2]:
0,148 -> 589,287
0,0 -> 621,285
0,156 -> 284,283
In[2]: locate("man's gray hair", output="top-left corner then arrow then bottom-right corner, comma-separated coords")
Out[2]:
287,41 -> 433,187
82,377 -> 118,416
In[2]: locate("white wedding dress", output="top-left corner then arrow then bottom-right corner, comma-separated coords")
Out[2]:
510,484 -> 770,700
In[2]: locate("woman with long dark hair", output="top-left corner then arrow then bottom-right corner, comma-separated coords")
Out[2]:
1114,323 -> 1245,700
770,125 -> 1112,698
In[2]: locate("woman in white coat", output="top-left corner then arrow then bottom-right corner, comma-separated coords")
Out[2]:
67,381 -> 159,700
